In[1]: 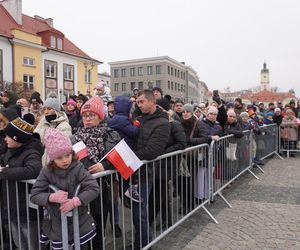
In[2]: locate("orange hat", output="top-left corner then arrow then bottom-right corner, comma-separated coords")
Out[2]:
247,110 -> 255,117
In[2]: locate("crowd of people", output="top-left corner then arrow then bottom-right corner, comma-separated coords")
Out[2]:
0,82 -> 299,250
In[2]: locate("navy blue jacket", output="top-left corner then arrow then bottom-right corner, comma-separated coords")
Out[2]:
108,96 -> 139,148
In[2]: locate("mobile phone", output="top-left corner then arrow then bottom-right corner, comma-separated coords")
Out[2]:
213,90 -> 219,96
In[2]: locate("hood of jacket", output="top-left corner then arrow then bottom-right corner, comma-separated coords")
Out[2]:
114,96 -> 132,116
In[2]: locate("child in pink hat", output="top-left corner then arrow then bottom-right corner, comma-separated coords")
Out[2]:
30,128 -> 99,249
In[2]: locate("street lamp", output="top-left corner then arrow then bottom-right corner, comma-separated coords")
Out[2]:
84,61 -> 95,95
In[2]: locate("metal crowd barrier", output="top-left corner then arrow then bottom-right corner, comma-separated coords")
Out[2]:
279,122 -> 300,158
255,124 -> 282,161
0,125 -> 284,250
209,131 -> 253,207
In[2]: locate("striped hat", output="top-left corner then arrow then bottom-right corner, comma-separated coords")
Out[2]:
5,117 -> 34,143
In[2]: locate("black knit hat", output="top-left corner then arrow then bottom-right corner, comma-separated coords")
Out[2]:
0,108 -> 18,125
5,117 -> 34,143
30,91 -> 43,104
156,98 -> 170,111
76,94 -> 88,103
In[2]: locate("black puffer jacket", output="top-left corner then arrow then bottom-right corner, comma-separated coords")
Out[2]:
223,121 -> 244,138
197,118 -> 223,144
134,107 -> 170,160
165,119 -> 187,153
0,137 -> 44,222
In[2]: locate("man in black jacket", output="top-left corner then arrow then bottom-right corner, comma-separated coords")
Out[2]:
131,89 -> 170,249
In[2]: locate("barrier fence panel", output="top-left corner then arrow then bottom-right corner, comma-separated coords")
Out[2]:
0,179 -> 41,250
0,126 -> 288,250
91,144 -> 216,250
279,122 -> 300,158
209,131 -> 253,206
254,124 -> 282,162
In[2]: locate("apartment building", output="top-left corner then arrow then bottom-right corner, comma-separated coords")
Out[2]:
109,56 -> 208,103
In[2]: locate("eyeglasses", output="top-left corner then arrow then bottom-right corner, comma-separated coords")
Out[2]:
82,113 -> 97,120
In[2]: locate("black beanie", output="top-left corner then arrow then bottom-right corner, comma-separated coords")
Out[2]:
30,91 -> 43,104
156,98 -> 170,111
5,117 -> 34,143
0,108 -> 18,125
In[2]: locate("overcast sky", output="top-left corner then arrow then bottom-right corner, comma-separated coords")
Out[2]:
23,0 -> 300,96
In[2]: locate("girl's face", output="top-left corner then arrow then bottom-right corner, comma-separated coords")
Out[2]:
182,110 -> 192,120
67,104 -> 75,112
43,107 -> 56,116
54,153 -> 72,169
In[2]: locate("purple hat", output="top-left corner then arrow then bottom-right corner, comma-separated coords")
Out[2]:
44,128 -> 72,161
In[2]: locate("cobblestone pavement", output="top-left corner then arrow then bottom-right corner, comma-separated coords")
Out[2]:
154,154 -> 300,250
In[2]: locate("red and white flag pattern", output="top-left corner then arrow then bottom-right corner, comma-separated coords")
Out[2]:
72,141 -> 88,160
106,139 -> 143,180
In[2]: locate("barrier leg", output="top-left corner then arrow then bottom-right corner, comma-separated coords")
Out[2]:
274,152 -> 284,160
216,192 -> 232,209
247,168 -> 259,180
201,206 -> 218,224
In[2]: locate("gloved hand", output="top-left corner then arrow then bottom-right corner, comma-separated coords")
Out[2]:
60,197 -> 82,213
49,190 -> 68,204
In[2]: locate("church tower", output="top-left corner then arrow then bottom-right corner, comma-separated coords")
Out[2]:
260,62 -> 270,91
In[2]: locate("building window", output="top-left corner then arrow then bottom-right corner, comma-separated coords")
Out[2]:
175,82 -> 177,91
114,83 -> 119,91
130,82 -> 136,90
171,67 -> 173,76
23,74 -> 34,90
147,66 -> 153,75
168,81 -> 170,89
63,64 -> 74,80
45,60 -> 57,78
156,80 -> 161,88
171,81 -> 173,90
57,38 -> 63,50
183,72 -> 185,80
122,82 -> 126,91
50,36 -> 56,48
114,69 -> 119,78
121,68 -> 126,77
138,81 -> 143,90
148,81 -> 153,89
84,70 -> 91,83
174,69 -> 177,77
130,68 -> 135,77
138,67 -> 143,76
23,57 -> 35,66
168,66 -> 170,74
156,65 -> 161,74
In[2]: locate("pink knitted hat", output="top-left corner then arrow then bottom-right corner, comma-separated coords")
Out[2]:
80,97 -> 105,120
44,128 -> 72,161
67,99 -> 77,107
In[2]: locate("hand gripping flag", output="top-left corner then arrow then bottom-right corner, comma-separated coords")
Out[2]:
72,141 -> 88,160
105,139 -> 143,180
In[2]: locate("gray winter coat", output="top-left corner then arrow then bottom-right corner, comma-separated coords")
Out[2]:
30,160 -> 99,242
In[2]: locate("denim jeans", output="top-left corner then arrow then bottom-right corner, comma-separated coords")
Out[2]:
132,180 -> 153,249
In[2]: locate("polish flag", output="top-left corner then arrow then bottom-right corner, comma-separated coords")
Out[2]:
106,139 -> 143,180
72,141 -> 88,160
